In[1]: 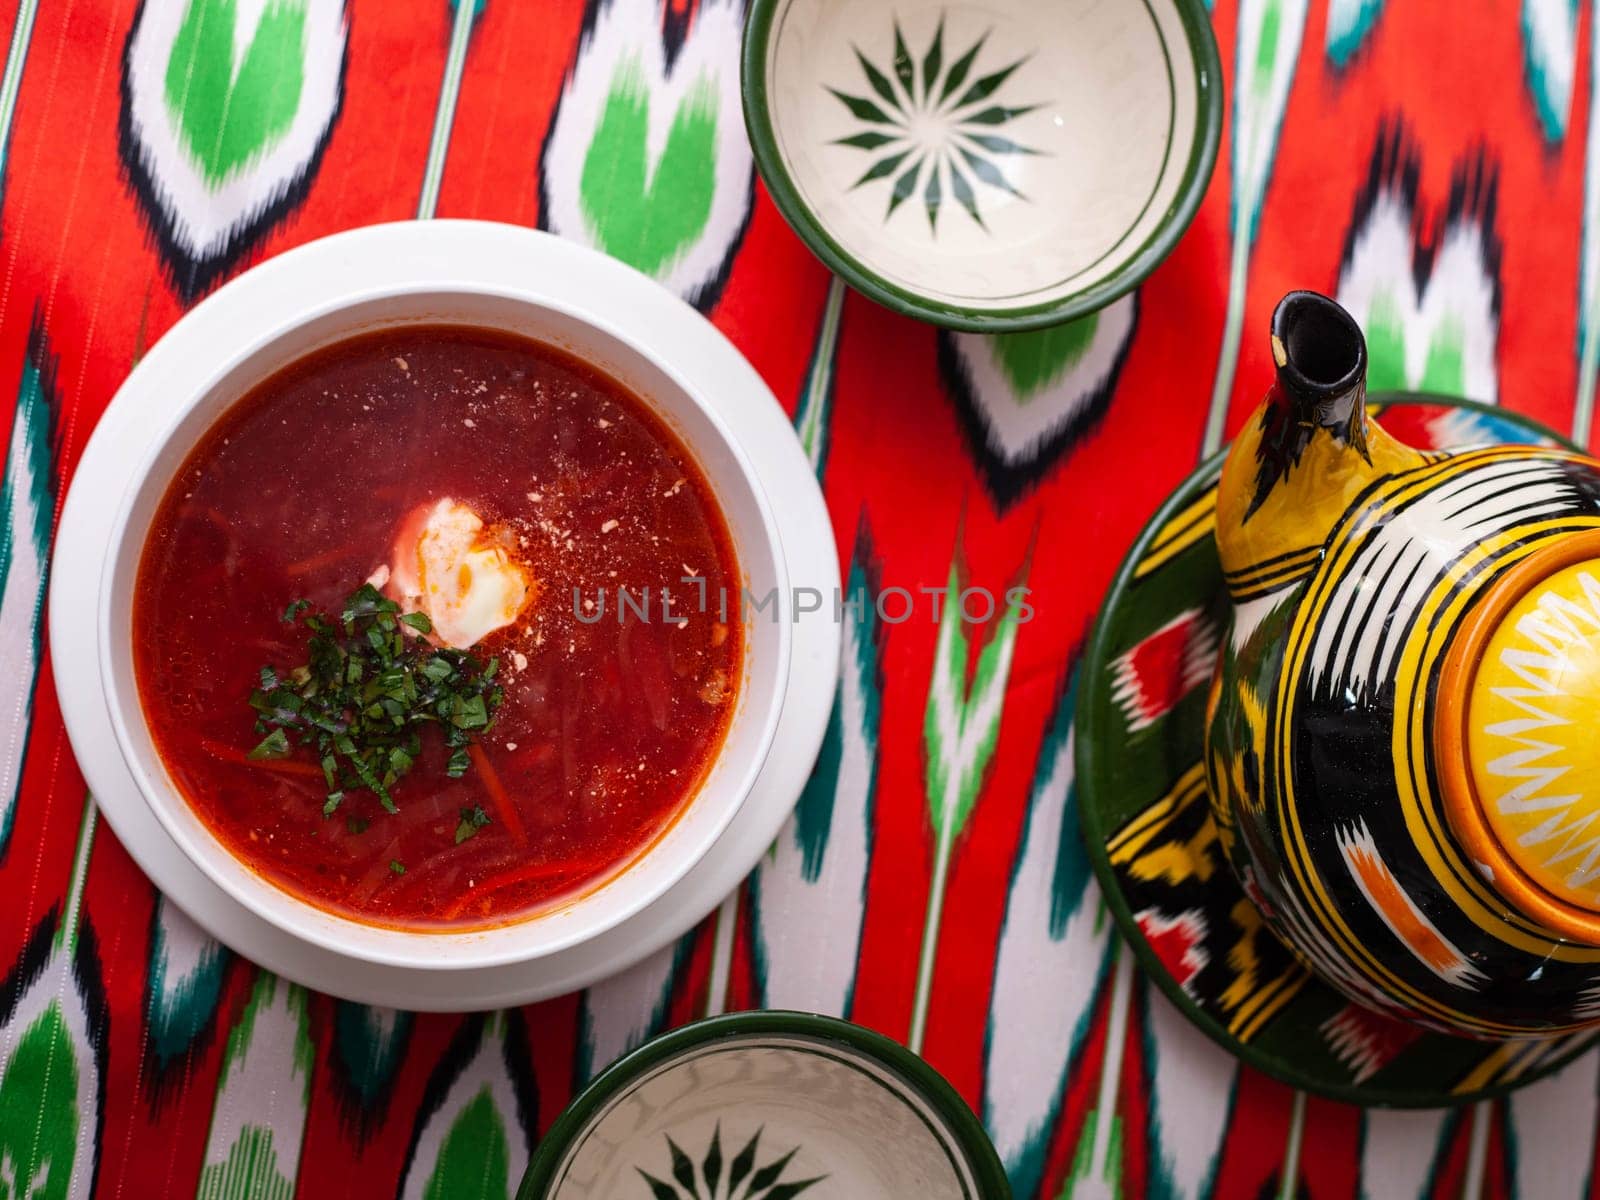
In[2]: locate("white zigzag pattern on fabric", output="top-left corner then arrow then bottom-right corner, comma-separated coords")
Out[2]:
1523,0 -> 1579,141
198,974 -> 311,1196
946,297 -> 1136,466
1508,1048 -> 1600,1197
1337,179 -> 1500,402
0,355 -> 52,855
1144,984 -> 1236,1200
540,0 -> 751,305
146,894 -> 228,1072
1325,0 -> 1384,65
751,578 -> 875,1016
397,1016 -> 530,1200
1358,1108 -> 1454,1200
983,714 -> 1112,1195
0,949 -> 100,1199
123,0 -> 347,262
577,937 -> 682,1084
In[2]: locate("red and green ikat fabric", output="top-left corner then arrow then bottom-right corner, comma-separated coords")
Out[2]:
0,0 -> 1589,1196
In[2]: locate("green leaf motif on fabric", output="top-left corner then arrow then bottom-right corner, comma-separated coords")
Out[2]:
989,314 -> 1101,404
795,692 -> 847,883
579,57 -> 718,278
794,280 -> 846,476
925,556 -> 1027,841
145,903 -> 230,1073
219,973 -> 314,1099
0,1003 -> 78,1200
1251,0 -> 1283,96
195,1125 -> 294,1200
1364,293 -> 1468,397
331,1003 -> 411,1110
1044,681 -> 1091,940
0,357 -> 53,611
1326,0 -> 1385,68
914,547 -> 1028,1048
1419,321 -> 1467,395
195,971 -> 313,1200
163,0 -> 307,187
1065,1107 -> 1123,1199
422,1087 -> 509,1200
793,556 -> 880,881
0,337 -> 58,859
1362,294 -> 1408,395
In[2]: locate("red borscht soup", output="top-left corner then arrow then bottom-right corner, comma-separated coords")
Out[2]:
133,326 -> 742,929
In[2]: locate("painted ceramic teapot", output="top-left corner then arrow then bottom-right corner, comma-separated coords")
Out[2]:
1207,290 -> 1600,1039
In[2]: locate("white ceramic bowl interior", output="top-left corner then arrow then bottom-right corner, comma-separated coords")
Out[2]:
97,284 -> 791,971
539,1025 -> 997,1198
754,0 -> 1210,314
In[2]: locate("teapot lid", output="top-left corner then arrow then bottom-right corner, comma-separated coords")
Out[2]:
1438,530 -> 1600,943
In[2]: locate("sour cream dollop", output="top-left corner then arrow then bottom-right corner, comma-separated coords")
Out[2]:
383,498 -> 529,650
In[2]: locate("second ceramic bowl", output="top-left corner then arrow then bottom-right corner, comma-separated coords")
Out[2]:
743,0 -> 1222,330
519,1012 -> 1009,1199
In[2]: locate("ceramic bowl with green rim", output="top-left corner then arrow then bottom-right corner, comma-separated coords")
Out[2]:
742,0 -> 1222,330
518,1011 -> 1008,1199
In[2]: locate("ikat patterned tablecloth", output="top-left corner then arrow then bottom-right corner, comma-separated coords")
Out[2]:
0,0 -> 1591,1196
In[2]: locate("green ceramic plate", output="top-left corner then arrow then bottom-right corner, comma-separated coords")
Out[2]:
518,1011 -> 1010,1199
741,0 -> 1221,331
1077,394 -> 1600,1108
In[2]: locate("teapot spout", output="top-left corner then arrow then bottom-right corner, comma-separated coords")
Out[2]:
1214,291 -> 1427,594
1269,290 -> 1370,461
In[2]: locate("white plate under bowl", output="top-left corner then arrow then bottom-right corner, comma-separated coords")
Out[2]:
49,221 -> 842,1009
743,0 -> 1221,330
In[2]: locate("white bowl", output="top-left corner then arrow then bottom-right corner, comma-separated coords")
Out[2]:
522,1012 -> 1008,1198
743,0 -> 1221,329
91,225 -> 792,973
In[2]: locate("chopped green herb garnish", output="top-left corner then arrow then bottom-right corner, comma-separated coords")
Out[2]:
455,805 -> 490,844
390,860 -> 406,875
248,728 -> 290,760
452,694 -> 490,730
345,815 -> 369,835
250,584 -> 506,821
